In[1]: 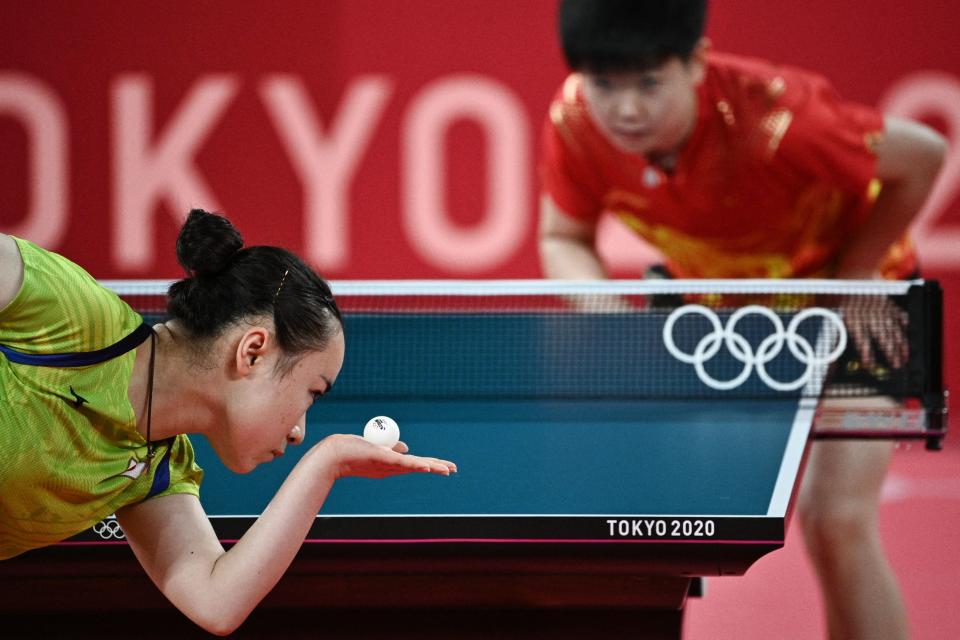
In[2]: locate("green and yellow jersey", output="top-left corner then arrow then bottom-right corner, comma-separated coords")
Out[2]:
0,237 -> 202,560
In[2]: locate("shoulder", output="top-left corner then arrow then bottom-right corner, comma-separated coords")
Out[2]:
544,74 -> 603,153
703,51 -> 868,127
160,434 -> 204,497
0,238 -> 141,353
540,74 -> 615,215
704,51 -> 825,102
542,73 -> 620,180
548,74 -> 586,124
704,51 -> 882,173
874,115 -> 947,183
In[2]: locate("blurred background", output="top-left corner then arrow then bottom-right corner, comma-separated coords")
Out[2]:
2,1 -> 957,638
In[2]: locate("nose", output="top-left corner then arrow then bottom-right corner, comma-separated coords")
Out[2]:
287,414 -> 307,446
613,89 -> 647,122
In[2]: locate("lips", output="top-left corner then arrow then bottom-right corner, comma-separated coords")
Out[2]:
609,129 -> 653,153
614,128 -> 651,141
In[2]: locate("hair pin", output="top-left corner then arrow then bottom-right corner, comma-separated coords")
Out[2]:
273,269 -> 290,304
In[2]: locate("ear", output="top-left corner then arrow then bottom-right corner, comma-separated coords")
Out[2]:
688,37 -> 710,85
235,326 -> 272,377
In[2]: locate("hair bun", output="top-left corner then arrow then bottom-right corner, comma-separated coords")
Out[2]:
175,209 -> 244,276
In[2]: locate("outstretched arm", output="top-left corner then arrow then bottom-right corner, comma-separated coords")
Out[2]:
117,436 -> 455,636
834,115 -> 947,279
0,234 -> 24,310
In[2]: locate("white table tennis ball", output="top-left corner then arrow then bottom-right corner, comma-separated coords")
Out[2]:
363,416 -> 400,448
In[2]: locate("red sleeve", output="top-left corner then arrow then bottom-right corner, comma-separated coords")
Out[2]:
775,67 -> 918,277
539,77 -> 607,221
777,67 -> 885,229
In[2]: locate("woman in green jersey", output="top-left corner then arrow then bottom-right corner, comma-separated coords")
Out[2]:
0,209 -> 456,635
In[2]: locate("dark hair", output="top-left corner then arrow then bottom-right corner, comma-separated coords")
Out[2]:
168,209 -> 342,374
559,0 -> 707,73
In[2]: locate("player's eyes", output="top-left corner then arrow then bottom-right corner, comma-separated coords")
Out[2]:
639,76 -> 661,90
590,75 -> 613,90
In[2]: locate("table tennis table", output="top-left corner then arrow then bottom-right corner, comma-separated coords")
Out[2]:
0,279 -> 945,639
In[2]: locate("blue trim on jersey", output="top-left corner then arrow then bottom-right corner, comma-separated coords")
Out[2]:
146,443 -> 173,499
0,322 -> 153,367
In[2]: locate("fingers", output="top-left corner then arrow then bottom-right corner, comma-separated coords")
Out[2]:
895,308 -> 910,366
879,331 -> 907,370
414,455 -> 458,475
383,440 -> 455,474
565,293 -> 633,313
897,308 -> 909,329
395,453 -> 457,476
867,313 -> 908,370
326,434 -> 457,480
848,322 -> 875,369
383,442 -> 456,474
841,296 -> 911,371
362,438 -> 458,476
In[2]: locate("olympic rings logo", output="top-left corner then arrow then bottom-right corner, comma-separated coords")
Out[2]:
662,304 -> 847,391
92,517 -> 126,540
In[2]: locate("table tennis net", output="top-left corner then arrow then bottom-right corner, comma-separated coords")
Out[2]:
104,279 -> 943,407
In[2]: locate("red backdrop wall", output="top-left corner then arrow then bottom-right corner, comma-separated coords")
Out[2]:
2,1 -> 957,395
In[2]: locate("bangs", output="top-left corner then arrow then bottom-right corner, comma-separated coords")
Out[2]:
559,0 -> 706,72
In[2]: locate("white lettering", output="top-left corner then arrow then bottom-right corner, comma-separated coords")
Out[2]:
402,75 -> 529,272
111,75 -> 238,270
0,73 -> 68,247
606,519 -> 618,536
260,76 -> 392,271
605,518 -> 716,538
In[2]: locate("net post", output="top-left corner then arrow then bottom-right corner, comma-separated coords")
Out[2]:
909,280 -> 947,450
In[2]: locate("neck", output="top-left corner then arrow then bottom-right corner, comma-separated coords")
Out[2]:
648,151 -> 678,172
128,321 -> 222,443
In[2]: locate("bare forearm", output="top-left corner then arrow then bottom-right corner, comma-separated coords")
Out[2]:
125,437 -> 452,635
835,178 -> 936,279
539,236 -> 609,279
538,194 -> 609,280
204,446 -> 336,620
126,445 -> 339,634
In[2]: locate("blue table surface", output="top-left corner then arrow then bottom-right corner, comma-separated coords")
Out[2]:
191,398 -> 802,518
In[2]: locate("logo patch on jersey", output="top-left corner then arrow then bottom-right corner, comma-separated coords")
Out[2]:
120,457 -> 148,480
68,386 -> 88,408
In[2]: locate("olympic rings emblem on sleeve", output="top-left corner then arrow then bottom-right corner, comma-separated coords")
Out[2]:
92,517 -> 126,540
662,304 -> 847,391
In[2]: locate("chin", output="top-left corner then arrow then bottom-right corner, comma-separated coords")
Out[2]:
611,136 -> 654,156
225,459 -> 258,474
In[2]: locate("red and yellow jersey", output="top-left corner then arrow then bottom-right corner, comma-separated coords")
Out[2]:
541,51 -> 915,279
